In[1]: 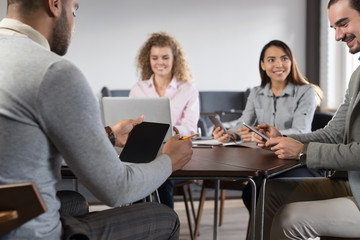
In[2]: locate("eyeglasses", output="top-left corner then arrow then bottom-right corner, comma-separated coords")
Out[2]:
72,5 -> 79,17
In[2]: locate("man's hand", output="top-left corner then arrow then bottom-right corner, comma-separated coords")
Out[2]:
162,134 -> 193,171
253,124 -> 281,147
111,115 -> 144,147
212,126 -> 231,143
257,124 -> 282,138
265,137 -> 303,159
173,126 -> 180,135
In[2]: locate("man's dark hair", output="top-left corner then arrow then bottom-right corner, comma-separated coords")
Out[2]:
7,0 -> 43,12
328,0 -> 360,13
7,0 -> 66,14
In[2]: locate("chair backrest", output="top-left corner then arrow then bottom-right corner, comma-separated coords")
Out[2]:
311,111 -> 334,131
199,89 -> 250,114
101,87 -> 130,97
0,182 -> 47,236
198,89 -> 250,136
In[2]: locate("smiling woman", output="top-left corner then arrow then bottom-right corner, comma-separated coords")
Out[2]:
129,31 -> 200,210
130,31 -> 199,137
211,39 -> 324,216
214,40 -> 323,144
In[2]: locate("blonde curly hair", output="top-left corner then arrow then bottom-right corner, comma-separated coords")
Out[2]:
136,32 -> 193,82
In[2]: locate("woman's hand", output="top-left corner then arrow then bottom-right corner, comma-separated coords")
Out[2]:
212,126 -> 231,143
237,126 -> 252,142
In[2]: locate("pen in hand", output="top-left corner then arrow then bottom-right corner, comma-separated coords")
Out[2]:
180,133 -> 196,140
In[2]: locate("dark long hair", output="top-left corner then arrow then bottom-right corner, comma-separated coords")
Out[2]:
259,40 -> 323,106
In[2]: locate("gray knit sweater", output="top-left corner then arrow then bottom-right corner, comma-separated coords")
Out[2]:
0,19 -> 172,239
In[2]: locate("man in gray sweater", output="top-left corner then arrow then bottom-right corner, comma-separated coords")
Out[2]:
0,0 -> 193,239
252,0 -> 360,239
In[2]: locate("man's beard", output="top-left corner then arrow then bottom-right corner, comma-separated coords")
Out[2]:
50,7 -> 71,56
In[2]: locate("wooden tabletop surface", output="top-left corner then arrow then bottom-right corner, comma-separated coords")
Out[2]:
62,146 -> 299,179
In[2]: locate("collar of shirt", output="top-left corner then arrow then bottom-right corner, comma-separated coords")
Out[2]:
0,18 -> 50,51
258,82 -> 295,97
148,75 -> 179,90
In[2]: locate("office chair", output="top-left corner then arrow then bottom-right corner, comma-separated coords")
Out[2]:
198,89 -> 250,136
101,87 -> 130,97
311,111 -> 335,177
57,190 -> 89,217
311,111 -> 334,131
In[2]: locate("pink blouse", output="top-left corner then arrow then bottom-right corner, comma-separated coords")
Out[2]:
129,75 -> 200,136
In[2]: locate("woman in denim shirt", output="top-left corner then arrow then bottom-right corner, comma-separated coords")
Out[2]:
214,40 -> 323,142
213,40 -> 324,213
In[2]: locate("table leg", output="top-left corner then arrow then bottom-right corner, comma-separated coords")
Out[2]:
259,177 -> 267,240
247,178 -> 256,240
213,179 -> 219,240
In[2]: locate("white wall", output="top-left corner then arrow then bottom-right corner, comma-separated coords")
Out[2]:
0,0 -> 306,96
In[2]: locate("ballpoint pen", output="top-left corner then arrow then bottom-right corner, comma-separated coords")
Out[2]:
180,133 -> 196,140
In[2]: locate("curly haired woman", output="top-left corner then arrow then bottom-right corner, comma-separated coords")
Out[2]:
130,32 -> 200,208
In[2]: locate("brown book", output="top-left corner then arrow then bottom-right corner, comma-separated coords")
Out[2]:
0,182 -> 47,236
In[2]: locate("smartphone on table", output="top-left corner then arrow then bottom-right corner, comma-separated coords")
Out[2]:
242,122 -> 270,141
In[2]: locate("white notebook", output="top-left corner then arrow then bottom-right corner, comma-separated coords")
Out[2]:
192,139 -> 259,148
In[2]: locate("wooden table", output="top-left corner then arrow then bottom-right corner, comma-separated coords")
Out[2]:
173,146 -> 298,177
61,145 -> 299,240
170,146 -> 299,240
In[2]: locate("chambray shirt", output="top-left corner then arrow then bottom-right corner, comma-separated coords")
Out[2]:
129,75 -> 200,136
230,82 -> 316,135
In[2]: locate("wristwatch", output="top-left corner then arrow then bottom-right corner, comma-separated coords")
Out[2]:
105,126 -> 115,146
298,144 -> 308,165
299,152 -> 306,165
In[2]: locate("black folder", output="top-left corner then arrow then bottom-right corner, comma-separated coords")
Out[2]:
120,121 -> 170,163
